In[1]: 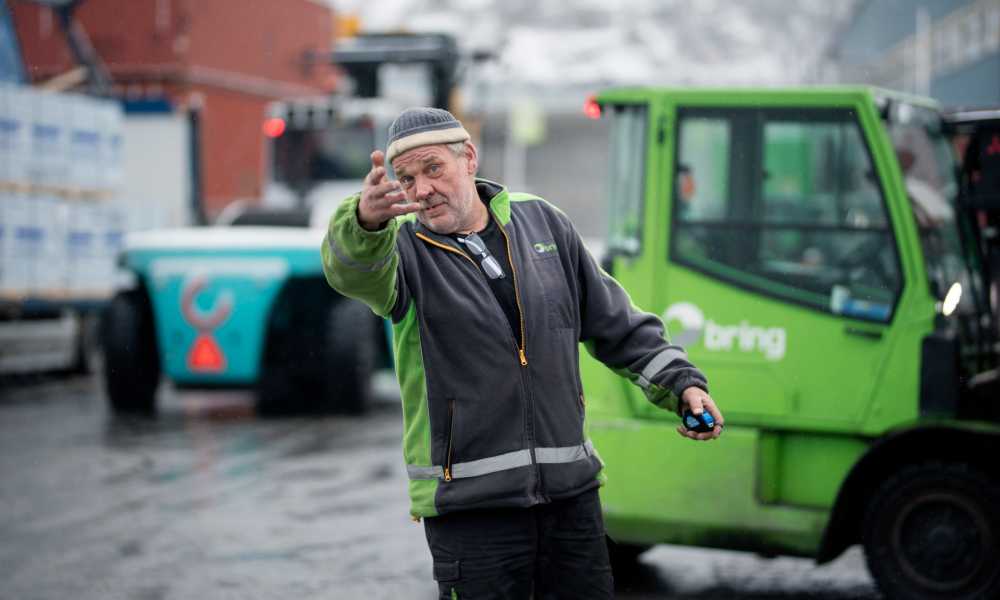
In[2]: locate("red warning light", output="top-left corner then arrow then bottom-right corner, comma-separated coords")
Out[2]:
262,117 -> 287,138
187,334 -> 226,372
583,95 -> 602,120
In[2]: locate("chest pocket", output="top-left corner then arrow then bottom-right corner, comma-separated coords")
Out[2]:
531,241 -> 576,330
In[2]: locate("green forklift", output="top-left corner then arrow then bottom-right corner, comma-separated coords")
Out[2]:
583,87 -> 1000,600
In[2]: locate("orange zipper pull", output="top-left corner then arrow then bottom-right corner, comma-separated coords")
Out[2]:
518,348 -> 528,366
443,467 -> 452,482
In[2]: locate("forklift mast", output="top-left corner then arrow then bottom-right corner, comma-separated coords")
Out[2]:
330,33 -> 460,111
947,109 -> 1000,326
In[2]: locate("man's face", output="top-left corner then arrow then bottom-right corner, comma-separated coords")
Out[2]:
392,143 -> 480,234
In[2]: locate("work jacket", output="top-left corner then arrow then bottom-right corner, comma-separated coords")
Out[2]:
321,180 -> 708,518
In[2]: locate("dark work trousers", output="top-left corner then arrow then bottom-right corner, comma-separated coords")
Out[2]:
422,488 -> 614,600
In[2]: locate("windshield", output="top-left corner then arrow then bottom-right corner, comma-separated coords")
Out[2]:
888,102 -> 978,315
270,116 -> 375,194
604,105 -> 648,256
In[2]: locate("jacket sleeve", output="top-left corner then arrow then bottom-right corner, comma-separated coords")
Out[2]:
569,219 -> 708,414
320,194 -> 408,318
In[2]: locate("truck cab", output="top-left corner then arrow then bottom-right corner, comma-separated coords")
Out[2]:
584,87 -> 1000,599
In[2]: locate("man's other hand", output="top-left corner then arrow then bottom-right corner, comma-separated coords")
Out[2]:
357,150 -> 420,231
676,387 -> 724,441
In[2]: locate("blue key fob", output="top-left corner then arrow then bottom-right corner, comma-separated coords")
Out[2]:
682,409 -> 715,433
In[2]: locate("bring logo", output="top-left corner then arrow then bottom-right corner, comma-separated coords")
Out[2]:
663,302 -> 786,361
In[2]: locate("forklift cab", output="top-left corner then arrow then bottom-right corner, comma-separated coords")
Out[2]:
583,88 -> 1000,600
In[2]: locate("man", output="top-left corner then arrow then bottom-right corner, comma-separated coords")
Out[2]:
321,107 -> 723,599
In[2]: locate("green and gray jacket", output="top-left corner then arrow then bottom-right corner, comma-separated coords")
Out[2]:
322,180 -> 707,518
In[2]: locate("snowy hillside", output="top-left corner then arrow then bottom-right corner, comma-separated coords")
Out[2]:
330,0 -> 856,102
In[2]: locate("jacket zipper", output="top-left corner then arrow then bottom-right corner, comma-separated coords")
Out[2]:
492,215 -> 544,501
415,229 -> 526,366
444,398 -> 455,482
493,220 -> 528,367
415,224 -> 535,495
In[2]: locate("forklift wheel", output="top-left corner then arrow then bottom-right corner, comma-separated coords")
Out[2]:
102,291 -> 160,414
863,462 -> 1000,600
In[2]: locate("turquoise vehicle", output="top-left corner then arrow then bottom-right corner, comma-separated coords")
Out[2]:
102,97 -> 404,416
583,87 -> 1000,599
102,204 -> 388,416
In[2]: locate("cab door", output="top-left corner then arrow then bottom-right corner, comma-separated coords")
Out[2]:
648,104 -> 907,429
585,99 -> 670,418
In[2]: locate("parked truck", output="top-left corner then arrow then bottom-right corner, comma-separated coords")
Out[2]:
0,83 -> 125,375
585,87 -> 999,600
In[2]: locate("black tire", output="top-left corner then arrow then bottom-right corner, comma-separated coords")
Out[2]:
102,291 -> 160,414
863,462 -> 1000,600
256,361 -> 300,417
322,299 -> 377,415
256,297 -> 377,416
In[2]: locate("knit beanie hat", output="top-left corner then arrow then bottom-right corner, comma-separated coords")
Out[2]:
385,107 -> 471,164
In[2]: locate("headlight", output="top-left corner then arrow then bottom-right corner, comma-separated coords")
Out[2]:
941,282 -> 962,316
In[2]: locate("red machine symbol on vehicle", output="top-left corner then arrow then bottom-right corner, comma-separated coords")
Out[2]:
987,134 -> 1000,156
180,274 -> 234,372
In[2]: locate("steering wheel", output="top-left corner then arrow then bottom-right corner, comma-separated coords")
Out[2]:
837,233 -> 896,291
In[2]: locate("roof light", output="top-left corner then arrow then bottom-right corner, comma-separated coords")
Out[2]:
584,95 -> 602,120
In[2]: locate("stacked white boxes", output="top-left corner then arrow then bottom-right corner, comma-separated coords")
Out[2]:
96,101 -> 126,291
0,84 -> 9,295
98,101 -> 124,192
0,84 -> 35,297
31,92 -> 70,296
69,94 -> 101,191
0,85 -> 125,301
66,94 -> 99,296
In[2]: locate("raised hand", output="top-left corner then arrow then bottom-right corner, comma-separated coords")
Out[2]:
357,150 -> 420,231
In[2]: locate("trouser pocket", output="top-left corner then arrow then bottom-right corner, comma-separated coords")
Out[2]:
433,559 -> 460,582
424,511 -> 535,600
434,560 -> 461,600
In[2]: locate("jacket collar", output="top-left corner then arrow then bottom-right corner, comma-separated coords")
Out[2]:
412,178 -> 511,247
477,179 -> 510,226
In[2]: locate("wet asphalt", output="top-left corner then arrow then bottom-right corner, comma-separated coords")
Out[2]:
0,373 -> 881,600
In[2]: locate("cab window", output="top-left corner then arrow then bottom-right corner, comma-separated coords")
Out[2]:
605,105 -> 648,256
671,108 -> 902,322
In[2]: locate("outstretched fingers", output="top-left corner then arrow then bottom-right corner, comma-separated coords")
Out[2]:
358,150 -> 416,229
386,201 -> 421,218
367,151 -> 386,185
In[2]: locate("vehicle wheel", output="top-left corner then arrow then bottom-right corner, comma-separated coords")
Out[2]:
102,291 -> 160,414
256,363 -> 299,417
863,462 -> 1000,600
322,299 -> 377,414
